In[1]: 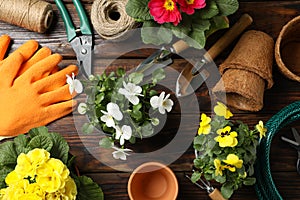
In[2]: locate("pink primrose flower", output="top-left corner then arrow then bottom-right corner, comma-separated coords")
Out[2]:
148,0 -> 182,26
178,0 -> 206,15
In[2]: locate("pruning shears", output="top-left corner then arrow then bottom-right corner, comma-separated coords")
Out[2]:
55,0 -> 93,78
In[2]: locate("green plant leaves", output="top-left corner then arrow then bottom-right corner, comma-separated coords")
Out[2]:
99,137 -> 113,148
73,176 -> 104,200
127,0 -> 239,49
221,183 -> 234,199
141,21 -> 173,45
128,72 -> 144,84
215,0 -> 239,16
126,0 -> 152,21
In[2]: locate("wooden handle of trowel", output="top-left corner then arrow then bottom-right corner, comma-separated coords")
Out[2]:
209,189 -> 227,200
204,13 -> 253,61
172,39 -> 190,54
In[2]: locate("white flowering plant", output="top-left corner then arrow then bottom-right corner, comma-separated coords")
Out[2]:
78,67 -> 174,160
0,126 -> 103,200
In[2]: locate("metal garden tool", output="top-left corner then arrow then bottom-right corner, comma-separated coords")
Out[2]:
134,40 -> 190,76
55,0 -> 93,78
185,150 -> 226,200
176,13 -> 253,97
281,127 -> 300,175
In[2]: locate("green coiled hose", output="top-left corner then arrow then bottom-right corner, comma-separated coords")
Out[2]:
255,101 -> 300,199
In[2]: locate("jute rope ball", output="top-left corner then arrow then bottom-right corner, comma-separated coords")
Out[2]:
0,0 -> 53,33
91,0 -> 137,41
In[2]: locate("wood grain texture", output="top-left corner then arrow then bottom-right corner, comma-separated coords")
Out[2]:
0,1 -> 300,200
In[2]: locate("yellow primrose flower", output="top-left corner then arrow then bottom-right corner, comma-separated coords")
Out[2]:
27,148 -> 50,166
198,113 -> 211,135
256,120 -> 267,138
223,154 -> 243,169
61,177 -> 78,199
214,159 -> 225,176
5,170 -> 21,186
215,126 -> 238,147
15,153 -> 35,179
214,102 -> 233,119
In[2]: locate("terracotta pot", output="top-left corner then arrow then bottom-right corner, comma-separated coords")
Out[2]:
275,15 -> 300,82
127,162 -> 178,200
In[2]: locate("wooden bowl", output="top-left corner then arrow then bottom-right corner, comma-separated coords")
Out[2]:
127,162 -> 178,200
275,15 -> 300,82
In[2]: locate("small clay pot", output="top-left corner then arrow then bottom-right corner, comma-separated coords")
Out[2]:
275,15 -> 300,82
128,162 -> 178,200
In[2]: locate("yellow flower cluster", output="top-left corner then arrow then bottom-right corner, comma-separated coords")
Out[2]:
0,149 -> 77,200
214,154 -> 243,176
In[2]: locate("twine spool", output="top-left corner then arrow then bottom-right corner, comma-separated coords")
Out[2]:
91,0 -> 137,41
0,0 -> 53,33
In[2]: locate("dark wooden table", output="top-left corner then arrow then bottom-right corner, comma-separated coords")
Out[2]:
1,0 -> 300,199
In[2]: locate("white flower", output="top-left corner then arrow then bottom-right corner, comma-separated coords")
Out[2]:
66,72 -> 83,95
100,103 -> 123,127
112,146 -> 132,160
115,125 -> 132,145
118,81 -> 143,105
150,92 -> 174,114
77,103 -> 87,114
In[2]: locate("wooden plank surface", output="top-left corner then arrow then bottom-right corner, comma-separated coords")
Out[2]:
1,1 -> 300,199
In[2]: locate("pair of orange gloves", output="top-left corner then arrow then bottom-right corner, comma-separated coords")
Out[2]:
0,35 -> 78,138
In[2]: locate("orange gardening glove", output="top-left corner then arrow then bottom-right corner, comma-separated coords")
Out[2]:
0,35 -> 58,76
0,39 -> 78,137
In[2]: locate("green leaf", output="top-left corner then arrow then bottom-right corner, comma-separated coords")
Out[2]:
141,21 -> 173,45
128,72 -> 144,84
187,20 -> 211,49
82,123 -> 94,134
170,14 -> 192,38
126,0 -> 152,21
27,135 -> 53,152
0,166 -> 13,189
13,135 -> 30,154
196,1 -> 219,19
95,93 -> 105,104
75,175 -> 104,200
133,103 -> 142,112
141,122 -> 154,137
28,126 -> 49,138
116,68 -> 126,77
221,183 -> 234,199
131,109 -> 143,121
191,171 -> 201,183
152,68 -> 166,85
243,177 -> 256,186
99,137 -> 113,148
149,90 -> 158,97
214,174 -> 226,183
205,16 -> 229,37
0,141 -> 18,167
48,133 -> 69,164
215,0 -> 239,16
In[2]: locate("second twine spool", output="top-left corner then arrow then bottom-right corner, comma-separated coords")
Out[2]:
91,0 -> 137,41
